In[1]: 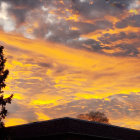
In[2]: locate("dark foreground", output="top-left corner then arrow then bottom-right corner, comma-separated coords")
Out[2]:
0,117 -> 140,140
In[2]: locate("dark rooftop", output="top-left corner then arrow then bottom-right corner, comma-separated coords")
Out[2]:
3,117 -> 140,140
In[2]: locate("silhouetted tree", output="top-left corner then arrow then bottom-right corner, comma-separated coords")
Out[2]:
77,111 -> 110,124
0,46 -> 13,128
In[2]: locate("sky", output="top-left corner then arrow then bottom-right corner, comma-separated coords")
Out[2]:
0,0 -> 140,130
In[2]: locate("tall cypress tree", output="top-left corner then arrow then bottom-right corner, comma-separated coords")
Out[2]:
0,46 -> 13,128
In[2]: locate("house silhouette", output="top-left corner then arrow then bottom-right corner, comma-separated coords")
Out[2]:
1,117 -> 140,140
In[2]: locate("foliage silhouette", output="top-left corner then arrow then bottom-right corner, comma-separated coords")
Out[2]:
77,111 -> 110,124
0,46 -> 13,128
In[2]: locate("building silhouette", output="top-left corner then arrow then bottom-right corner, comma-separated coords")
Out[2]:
1,117 -> 140,140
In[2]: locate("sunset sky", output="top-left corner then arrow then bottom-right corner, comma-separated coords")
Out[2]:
0,0 -> 140,130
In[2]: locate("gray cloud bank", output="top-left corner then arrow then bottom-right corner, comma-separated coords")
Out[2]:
0,0 -> 140,57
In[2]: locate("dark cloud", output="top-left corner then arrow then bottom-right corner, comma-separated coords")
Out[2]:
67,38 -> 103,53
99,32 -> 126,44
113,43 -> 139,57
69,20 -> 113,34
37,62 -> 53,68
99,32 -> 139,44
2,0 -> 41,8
0,0 -> 42,25
116,15 -> 140,28
8,8 -> 27,24
71,0 -> 133,19
98,32 -> 140,56
45,28 -> 80,44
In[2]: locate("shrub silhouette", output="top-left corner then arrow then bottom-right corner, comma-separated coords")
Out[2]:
77,111 -> 110,124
